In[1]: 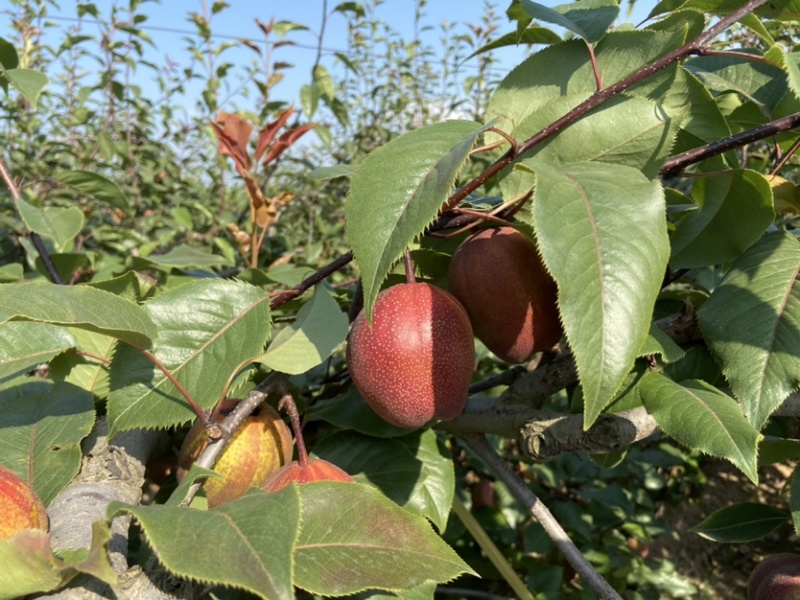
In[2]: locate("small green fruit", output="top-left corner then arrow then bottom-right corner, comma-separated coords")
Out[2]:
448,226 -> 561,364
347,282 -> 474,429
0,465 -> 48,539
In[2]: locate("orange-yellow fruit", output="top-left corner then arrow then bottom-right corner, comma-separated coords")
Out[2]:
0,465 -> 49,539
347,282 -> 474,429
448,226 -> 562,364
749,554 -> 800,600
177,399 -> 293,507
262,458 -> 354,493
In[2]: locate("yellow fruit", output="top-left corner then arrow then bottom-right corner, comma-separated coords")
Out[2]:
0,465 -> 49,539
177,399 -> 293,507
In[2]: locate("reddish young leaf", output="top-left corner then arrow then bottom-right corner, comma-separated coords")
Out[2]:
262,123 -> 317,165
255,106 -> 295,162
211,112 -> 253,175
255,17 -> 274,36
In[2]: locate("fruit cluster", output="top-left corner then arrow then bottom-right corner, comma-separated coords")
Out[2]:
347,226 -> 562,429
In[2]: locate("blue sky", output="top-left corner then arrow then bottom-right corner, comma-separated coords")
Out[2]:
1,0 -> 653,115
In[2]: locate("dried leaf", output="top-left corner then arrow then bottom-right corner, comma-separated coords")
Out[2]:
262,123 -> 317,165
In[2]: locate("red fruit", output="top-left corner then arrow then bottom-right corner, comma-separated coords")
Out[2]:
262,458 -> 354,493
177,399 -> 293,507
749,554 -> 800,599
448,226 -> 562,364
0,465 -> 48,539
347,282 -> 474,429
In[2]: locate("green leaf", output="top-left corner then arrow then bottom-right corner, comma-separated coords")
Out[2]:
684,54 -> 787,113
764,46 -> 800,102
670,170 -> 774,268
309,164 -> 356,181
54,170 -> 131,213
698,232 -> 800,429
0,322 -> 75,383
306,387 -> 411,438
0,282 -> 157,349
109,487 -> 299,600
144,244 -> 233,269
0,381 -> 95,505
639,373 -> 761,484
530,161 -> 669,427
1,67 -> 49,108
690,502 -> 787,543
520,0 -> 619,44
256,284 -> 348,375
49,328 -> 116,399
107,279 -> 271,433
345,120 -> 484,321
15,198 -> 84,252
639,325 -> 685,363
294,482 -> 475,595
312,430 -> 455,531
0,522 -> 115,599
465,26 -> 561,60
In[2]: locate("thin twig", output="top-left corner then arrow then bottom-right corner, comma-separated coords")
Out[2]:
269,250 -> 354,309
461,433 -> 623,600
0,158 -> 64,284
661,112 -> 800,176
139,348 -> 208,423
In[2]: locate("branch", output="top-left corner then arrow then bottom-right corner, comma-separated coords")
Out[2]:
269,251 -> 353,310
461,433 -> 623,600
660,111 -> 800,176
441,0 -> 771,213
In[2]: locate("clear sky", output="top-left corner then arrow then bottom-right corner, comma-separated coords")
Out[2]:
1,0 -> 653,115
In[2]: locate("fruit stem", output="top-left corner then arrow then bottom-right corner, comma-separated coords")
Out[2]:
404,249 -> 416,284
278,391 -> 309,466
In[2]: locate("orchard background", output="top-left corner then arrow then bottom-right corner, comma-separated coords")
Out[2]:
1,0 -> 799,598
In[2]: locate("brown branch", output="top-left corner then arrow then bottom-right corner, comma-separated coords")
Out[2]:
138,348 -> 208,424
441,0 -> 771,213
269,251 -> 354,310
661,112 -> 800,176
461,433 -> 624,600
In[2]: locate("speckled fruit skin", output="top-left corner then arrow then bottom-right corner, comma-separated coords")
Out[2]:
448,226 -> 562,364
177,399 -> 293,507
347,282 -> 474,429
749,554 -> 800,599
262,458 -> 354,493
0,465 -> 48,539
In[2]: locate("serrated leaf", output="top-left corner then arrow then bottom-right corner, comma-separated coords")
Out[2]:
521,0 -> 619,44
0,381 -> 95,505
107,279 -> 271,433
54,170 -> 130,213
670,170 -> 774,268
530,161 -> 669,427
465,26 -> 561,60
698,232 -> 800,429
639,324 -> 685,363
0,523 -> 115,598
0,322 -> 75,383
306,387 -> 411,438
256,284 -> 348,375
764,45 -> 800,102
690,502 -> 786,543
49,328 -> 116,399
684,54 -> 787,113
345,120 -> 484,321
294,482 -> 475,595
2,67 -> 49,108
15,198 -> 84,252
0,282 -> 158,348
144,244 -> 233,269
312,430 -> 455,531
109,487 -> 299,600
639,372 -> 761,484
